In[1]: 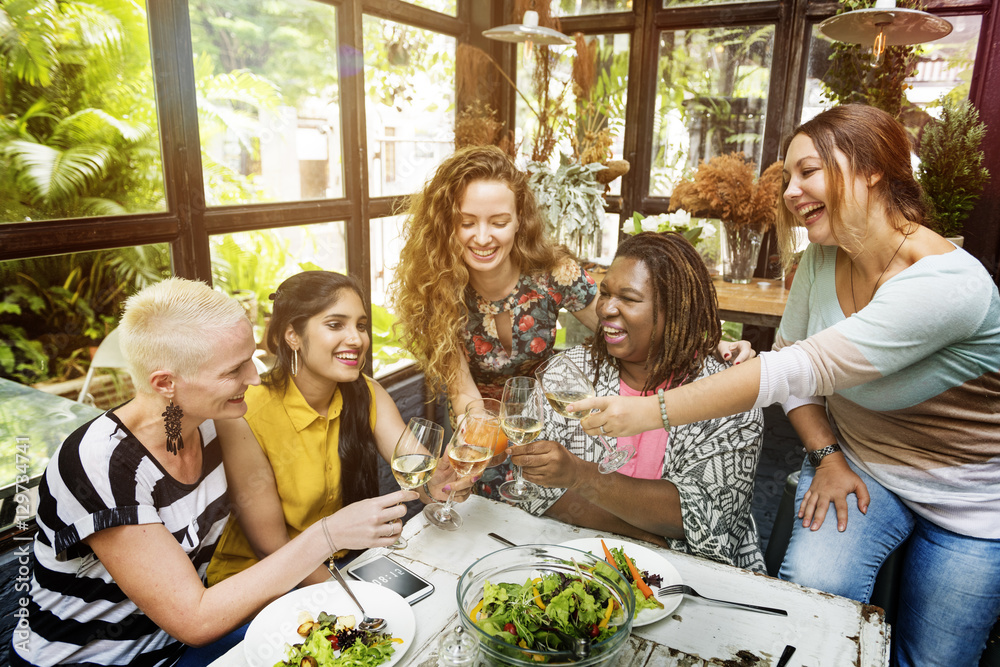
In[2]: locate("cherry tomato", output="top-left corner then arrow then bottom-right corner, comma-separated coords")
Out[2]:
504,623 -> 517,636
326,634 -> 339,650
590,625 -> 600,637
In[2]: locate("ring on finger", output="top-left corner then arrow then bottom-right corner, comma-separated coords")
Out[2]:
599,424 -> 607,435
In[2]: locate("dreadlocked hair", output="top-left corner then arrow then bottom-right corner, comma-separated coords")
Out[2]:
390,145 -> 573,395
590,232 -> 721,394
264,271 -> 378,506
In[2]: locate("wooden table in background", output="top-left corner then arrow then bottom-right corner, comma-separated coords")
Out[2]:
712,276 -> 789,329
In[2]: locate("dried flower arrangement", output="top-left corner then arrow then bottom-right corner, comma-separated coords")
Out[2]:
668,152 -> 784,231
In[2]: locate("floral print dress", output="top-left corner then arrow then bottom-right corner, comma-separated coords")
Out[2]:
461,256 -> 597,403
462,257 -> 596,500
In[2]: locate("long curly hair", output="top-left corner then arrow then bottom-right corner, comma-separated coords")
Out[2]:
590,232 -> 721,393
775,104 -> 926,266
391,145 -> 572,393
265,271 -> 378,507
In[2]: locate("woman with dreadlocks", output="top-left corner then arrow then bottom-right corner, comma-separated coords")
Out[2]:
513,231 -> 765,571
391,145 -> 754,424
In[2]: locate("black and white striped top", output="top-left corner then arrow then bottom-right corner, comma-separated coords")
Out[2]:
12,412 -> 230,667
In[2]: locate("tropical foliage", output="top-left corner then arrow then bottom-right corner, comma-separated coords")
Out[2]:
0,0 -> 164,221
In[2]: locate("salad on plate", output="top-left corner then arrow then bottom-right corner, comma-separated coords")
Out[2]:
275,611 -> 402,667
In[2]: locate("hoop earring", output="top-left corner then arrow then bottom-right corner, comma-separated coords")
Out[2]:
162,400 -> 184,455
359,356 -> 366,373
291,349 -> 299,377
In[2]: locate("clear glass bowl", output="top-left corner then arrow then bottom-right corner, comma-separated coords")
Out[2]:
456,544 -> 636,666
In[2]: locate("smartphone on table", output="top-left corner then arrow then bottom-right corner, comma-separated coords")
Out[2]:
346,555 -> 435,605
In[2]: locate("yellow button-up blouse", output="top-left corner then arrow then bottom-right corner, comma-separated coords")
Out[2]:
206,377 -> 377,585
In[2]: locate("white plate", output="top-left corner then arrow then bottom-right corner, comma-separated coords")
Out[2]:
559,538 -> 682,627
243,580 -> 416,667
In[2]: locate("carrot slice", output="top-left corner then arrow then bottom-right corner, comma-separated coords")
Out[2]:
623,551 -> 655,599
600,539 -> 618,571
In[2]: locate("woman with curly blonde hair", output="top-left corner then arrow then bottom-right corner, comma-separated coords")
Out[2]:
391,145 -> 600,419
391,145 -> 752,424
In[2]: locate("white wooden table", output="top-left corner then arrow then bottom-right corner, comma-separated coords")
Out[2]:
211,496 -> 890,666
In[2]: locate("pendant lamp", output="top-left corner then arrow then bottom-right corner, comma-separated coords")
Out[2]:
482,10 -> 573,46
818,0 -> 952,67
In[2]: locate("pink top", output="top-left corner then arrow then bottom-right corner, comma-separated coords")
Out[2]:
616,380 -> 669,479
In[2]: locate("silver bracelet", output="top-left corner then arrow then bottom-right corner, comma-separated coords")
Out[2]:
320,516 -> 338,557
657,388 -> 671,431
423,482 -> 447,503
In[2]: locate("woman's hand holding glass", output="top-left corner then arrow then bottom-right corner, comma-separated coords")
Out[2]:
535,353 -> 635,474
498,377 -> 543,502
389,417 -> 444,549
423,406 -> 499,530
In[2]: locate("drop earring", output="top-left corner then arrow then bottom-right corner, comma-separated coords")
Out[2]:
291,348 -> 299,377
162,400 -> 184,455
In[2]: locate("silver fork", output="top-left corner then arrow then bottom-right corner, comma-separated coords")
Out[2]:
657,584 -> 787,616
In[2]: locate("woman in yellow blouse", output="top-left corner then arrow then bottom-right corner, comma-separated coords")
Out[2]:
207,271 -> 465,587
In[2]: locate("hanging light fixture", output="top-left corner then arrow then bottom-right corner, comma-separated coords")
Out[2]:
482,9 -> 573,46
818,0 -> 952,67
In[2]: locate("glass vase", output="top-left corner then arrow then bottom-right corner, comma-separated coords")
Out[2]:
721,222 -> 763,284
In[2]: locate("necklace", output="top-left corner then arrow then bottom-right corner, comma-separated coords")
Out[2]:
850,234 -> 906,313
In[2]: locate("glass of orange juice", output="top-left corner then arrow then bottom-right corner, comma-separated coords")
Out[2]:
465,398 -> 508,466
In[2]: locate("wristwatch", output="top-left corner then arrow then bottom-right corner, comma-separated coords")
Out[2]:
808,443 -> 842,467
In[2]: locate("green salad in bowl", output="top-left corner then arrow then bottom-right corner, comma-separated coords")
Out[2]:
457,545 -> 635,666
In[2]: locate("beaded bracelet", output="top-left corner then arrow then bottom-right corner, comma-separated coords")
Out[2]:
320,516 -> 338,557
657,388 -> 671,431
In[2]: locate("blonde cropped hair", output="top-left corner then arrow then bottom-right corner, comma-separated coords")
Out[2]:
118,277 -> 248,395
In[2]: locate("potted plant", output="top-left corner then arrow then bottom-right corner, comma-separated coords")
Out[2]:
667,152 -> 783,283
916,97 -> 990,246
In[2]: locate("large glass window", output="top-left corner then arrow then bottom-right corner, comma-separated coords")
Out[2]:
553,0 -> 631,15
0,0 -> 165,223
664,0 -> 768,6
364,17 -> 456,197
650,25 -> 775,197
369,214 -> 414,377
0,246 -> 170,394
801,15 -> 983,125
189,0 -> 343,206
406,0 -> 456,16
209,222 -> 348,351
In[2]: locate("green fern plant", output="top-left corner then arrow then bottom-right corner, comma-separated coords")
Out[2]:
917,98 -> 990,238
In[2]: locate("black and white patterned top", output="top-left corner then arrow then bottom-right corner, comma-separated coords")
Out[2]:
521,345 -> 766,573
12,412 -> 229,667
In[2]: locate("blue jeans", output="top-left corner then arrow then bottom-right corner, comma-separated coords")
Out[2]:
779,457 -> 1000,667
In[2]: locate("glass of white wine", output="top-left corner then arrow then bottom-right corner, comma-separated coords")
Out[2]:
534,352 -> 636,474
389,417 -> 445,549
498,377 -> 543,502
423,406 -> 498,530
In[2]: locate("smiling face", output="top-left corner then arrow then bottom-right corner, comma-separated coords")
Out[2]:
174,319 -> 260,421
597,256 -> 659,367
288,289 -> 370,388
455,179 -> 520,276
782,133 -> 874,246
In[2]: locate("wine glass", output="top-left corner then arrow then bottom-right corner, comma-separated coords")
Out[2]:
466,398 -> 509,468
423,406 -> 499,530
498,377 -> 543,502
389,417 -> 445,549
534,352 -> 636,474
